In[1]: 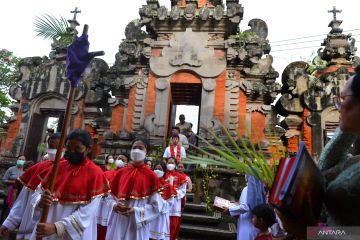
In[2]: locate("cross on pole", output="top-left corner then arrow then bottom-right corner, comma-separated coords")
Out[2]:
71,7 -> 81,20
328,6 -> 341,21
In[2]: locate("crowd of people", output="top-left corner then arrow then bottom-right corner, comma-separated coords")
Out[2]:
0,64 -> 360,240
0,115 -> 195,240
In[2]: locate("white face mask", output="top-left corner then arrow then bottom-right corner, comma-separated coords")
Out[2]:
115,159 -> 124,168
154,169 -> 164,178
167,164 -> 175,171
47,149 -> 58,161
108,158 -> 114,164
130,149 -> 146,162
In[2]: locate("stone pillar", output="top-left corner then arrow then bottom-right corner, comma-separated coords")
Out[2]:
200,78 -> 216,129
154,77 -> 171,136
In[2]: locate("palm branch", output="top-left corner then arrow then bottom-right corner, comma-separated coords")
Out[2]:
33,14 -> 69,40
184,124 -> 284,188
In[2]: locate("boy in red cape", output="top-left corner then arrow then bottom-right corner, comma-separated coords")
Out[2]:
165,157 -> 187,240
31,129 -> 110,240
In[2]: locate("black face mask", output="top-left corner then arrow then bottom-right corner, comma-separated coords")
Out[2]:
64,151 -> 85,165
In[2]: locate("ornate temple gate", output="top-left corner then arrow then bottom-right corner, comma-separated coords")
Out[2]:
275,8 -> 358,155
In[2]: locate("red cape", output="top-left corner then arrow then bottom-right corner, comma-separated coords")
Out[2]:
41,158 -> 110,204
159,178 -> 177,201
110,163 -> 161,200
165,170 -> 187,190
18,160 -> 58,191
104,169 -> 118,183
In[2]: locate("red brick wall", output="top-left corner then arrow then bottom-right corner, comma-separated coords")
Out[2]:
213,71 -> 226,123
238,90 -> 247,136
144,72 -> 157,118
251,111 -> 266,142
0,105 -> 22,152
125,86 -> 136,132
110,103 -> 124,134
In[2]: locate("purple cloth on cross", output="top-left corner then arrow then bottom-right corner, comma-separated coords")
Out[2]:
66,34 -> 95,88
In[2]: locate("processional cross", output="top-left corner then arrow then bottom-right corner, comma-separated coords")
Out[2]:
71,7 -> 81,20
328,6 -> 341,21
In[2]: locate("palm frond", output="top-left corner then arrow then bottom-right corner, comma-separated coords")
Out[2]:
33,14 -> 69,40
185,123 -> 280,188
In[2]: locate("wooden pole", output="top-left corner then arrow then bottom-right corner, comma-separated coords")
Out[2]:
37,87 -> 75,231
37,25 -> 90,239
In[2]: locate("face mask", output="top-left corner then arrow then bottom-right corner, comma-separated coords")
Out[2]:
154,169 -> 164,178
130,149 -> 146,162
167,164 -> 175,171
115,159 -> 124,168
64,151 -> 85,165
108,158 -> 114,164
47,148 -> 60,161
17,159 -> 25,167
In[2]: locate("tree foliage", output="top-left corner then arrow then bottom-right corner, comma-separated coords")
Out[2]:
0,49 -> 20,125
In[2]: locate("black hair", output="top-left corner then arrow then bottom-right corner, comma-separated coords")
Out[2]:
118,153 -> 129,161
252,204 -> 276,228
131,138 -> 150,152
171,126 -> 181,131
351,66 -> 360,101
47,132 -> 61,144
153,161 -> 167,176
66,129 -> 92,147
105,154 -> 114,161
166,157 -> 177,165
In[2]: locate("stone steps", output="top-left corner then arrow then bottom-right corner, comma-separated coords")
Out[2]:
179,192 -> 237,240
181,212 -> 221,225
184,202 -> 207,212
180,223 -> 237,240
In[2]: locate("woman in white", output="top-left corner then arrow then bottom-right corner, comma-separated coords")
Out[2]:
105,138 -> 164,240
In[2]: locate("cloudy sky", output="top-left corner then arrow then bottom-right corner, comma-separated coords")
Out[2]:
1,0 -> 359,130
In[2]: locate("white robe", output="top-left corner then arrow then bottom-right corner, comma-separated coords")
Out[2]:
2,187 -> 35,240
169,183 -> 187,217
229,186 -> 259,240
97,195 -> 111,226
29,185 -> 101,240
105,192 -> 163,240
149,197 -> 174,240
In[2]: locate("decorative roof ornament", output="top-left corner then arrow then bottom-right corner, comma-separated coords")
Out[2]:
327,6 -> 342,34
68,7 -> 81,30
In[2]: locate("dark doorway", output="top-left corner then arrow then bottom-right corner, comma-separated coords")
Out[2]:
168,82 -> 202,137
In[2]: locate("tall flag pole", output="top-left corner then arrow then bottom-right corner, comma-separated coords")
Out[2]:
37,24 -> 104,239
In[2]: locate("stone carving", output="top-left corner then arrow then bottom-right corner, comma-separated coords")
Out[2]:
226,0 -> 243,23
245,19 -> 268,40
199,5 -> 210,21
202,78 -> 216,92
213,5 -> 224,20
157,6 -> 168,21
243,55 -> 274,76
132,69 -> 149,130
150,28 -> 226,78
125,19 -> 147,41
184,3 -> 196,20
170,6 -> 180,20
155,77 -> 169,91
246,104 -> 272,114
